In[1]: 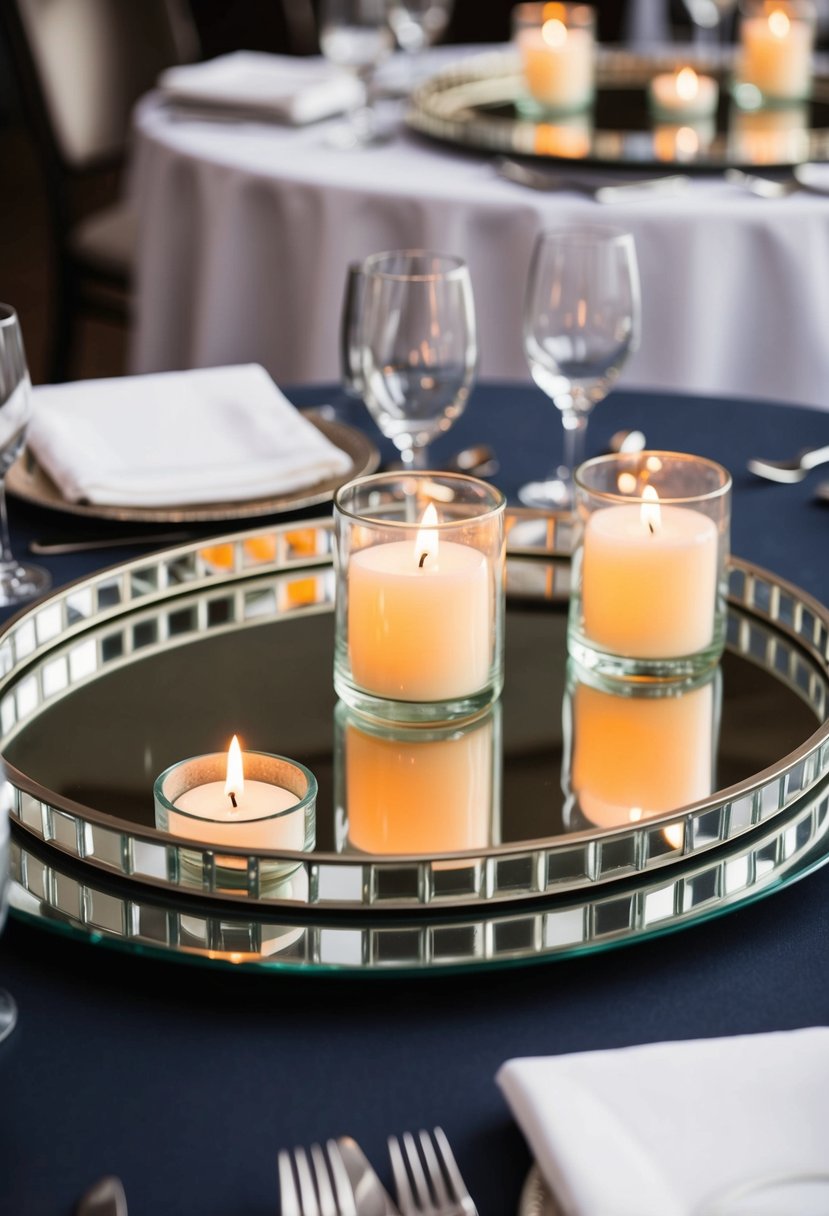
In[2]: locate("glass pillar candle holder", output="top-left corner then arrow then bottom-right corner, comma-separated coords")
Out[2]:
333,471 -> 506,723
561,659 -> 722,840
513,2 -> 596,118
154,748 -> 316,889
567,452 -> 731,681
734,0 -> 816,109
648,67 -> 719,123
334,700 -> 502,856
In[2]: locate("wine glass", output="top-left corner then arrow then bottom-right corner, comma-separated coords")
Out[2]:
319,0 -> 395,147
357,249 -> 477,468
520,228 -> 640,511
682,0 -> 737,53
0,774 -> 17,1042
340,260 -> 367,400
387,0 -> 454,84
0,306 -> 50,606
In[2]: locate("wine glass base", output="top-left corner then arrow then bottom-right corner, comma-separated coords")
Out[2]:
0,988 -> 17,1042
518,478 -> 572,511
324,118 -> 395,150
0,561 -> 51,607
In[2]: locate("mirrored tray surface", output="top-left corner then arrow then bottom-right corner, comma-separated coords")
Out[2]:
2,516 -> 828,915
408,50 -> 829,170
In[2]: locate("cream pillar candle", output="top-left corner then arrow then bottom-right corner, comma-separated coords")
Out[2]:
581,487 -> 719,659
347,505 -> 491,702
517,14 -> 594,111
738,7 -> 814,101
649,67 -> 719,119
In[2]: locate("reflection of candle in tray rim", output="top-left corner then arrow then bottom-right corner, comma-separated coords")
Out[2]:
653,118 -> 715,163
649,67 -> 719,118
738,7 -> 814,101
728,103 -> 809,163
571,677 -> 715,829
166,736 -> 304,852
348,503 -> 490,702
343,714 -> 495,854
518,16 -> 594,111
533,113 -> 592,157
582,485 -> 719,659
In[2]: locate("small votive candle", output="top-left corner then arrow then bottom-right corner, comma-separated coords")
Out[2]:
735,0 -> 816,107
513,2 -> 596,116
334,472 -> 506,723
567,452 -> 731,681
154,737 -> 316,888
649,67 -> 719,120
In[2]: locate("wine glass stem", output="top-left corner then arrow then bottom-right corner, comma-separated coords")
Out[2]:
561,411 -> 588,493
0,478 -> 16,568
404,444 -> 429,469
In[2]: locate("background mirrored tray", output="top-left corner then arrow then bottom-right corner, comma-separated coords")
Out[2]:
407,49 -> 829,170
2,516 -> 828,915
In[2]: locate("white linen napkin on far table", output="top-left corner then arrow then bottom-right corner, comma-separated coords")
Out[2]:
159,52 -> 364,125
497,1029 -> 829,1216
28,364 -> 352,507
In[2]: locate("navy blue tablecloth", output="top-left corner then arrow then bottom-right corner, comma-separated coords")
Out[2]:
2,384 -> 829,1216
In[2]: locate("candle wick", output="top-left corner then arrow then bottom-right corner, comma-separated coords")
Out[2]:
648,521 -> 655,535
229,792 -> 238,809
419,551 -> 428,568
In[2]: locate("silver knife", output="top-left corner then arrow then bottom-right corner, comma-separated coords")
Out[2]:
338,1136 -> 400,1216
495,156 -> 690,202
76,1176 -> 128,1216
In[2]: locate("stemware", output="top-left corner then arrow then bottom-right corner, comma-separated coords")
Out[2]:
519,228 -> 640,510
0,776 -> 17,1042
318,0 -> 395,147
340,260 -> 366,400
387,0 -> 454,83
682,0 -> 738,51
357,250 -> 477,468
0,306 -> 50,605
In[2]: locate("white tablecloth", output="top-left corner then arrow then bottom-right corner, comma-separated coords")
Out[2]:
129,50 -> 829,410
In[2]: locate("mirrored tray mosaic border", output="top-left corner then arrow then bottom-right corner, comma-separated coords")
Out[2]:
407,49 -> 829,169
9,772 -> 829,974
2,513 -> 829,913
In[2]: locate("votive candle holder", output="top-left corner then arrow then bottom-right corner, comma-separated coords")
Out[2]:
734,0 -> 816,109
513,2 -> 596,117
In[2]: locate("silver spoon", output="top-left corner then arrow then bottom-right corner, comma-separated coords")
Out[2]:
725,168 -> 799,199
445,444 -> 499,477
609,429 -> 647,454
76,1176 -> 128,1216
748,443 -> 829,483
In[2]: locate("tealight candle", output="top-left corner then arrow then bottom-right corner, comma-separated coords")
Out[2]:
334,472 -> 505,723
649,67 -> 719,120
513,2 -> 596,114
568,452 -> 731,679
154,738 -> 316,886
736,1 -> 815,104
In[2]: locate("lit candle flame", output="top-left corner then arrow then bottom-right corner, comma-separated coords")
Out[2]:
675,67 -> 699,100
663,821 -> 685,849
225,734 -> 244,805
641,484 -> 661,535
542,17 -> 567,47
415,503 -> 439,569
769,8 -> 790,37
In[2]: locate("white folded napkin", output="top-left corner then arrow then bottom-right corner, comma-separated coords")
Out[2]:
28,364 -> 352,507
159,51 -> 364,125
497,1029 -> 829,1216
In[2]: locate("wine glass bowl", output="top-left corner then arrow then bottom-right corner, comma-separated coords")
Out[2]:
357,250 -> 477,468
0,305 -> 50,606
520,227 -> 640,510
319,0 -> 395,146
388,0 -> 453,55
0,774 -> 17,1043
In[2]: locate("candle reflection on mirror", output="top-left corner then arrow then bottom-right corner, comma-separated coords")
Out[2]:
334,701 -> 501,858
562,661 -> 722,846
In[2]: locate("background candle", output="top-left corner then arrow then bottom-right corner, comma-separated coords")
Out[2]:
513,3 -> 595,112
649,68 -> 719,119
170,779 -> 301,851
581,497 -> 718,659
738,6 -> 814,101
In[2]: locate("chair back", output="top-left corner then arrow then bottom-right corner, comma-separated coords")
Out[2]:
3,0 -> 199,171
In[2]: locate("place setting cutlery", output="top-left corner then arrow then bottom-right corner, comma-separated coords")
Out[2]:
747,442 -> 829,484
494,156 -> 691,203
75,1175 -> 128,1216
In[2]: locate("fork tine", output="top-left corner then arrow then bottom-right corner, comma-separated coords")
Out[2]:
389,1134 -> 418,1216
326,1140 -> 358,1216
294,1147 -> 321,1216
433,1129 -> 477,1215
418,1130 -> 450,1209
279,1150 -> 301,1216
402,1130 -> 432,1209
310,1143 -> 337,1216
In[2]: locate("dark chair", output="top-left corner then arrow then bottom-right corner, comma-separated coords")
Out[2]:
0,0 -> 200,381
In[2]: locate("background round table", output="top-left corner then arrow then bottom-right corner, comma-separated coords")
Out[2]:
2,383 -> 829,1216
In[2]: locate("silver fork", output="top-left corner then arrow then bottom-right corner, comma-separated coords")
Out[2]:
388,1128 -> 478,1216
279,1140 -> 358,1216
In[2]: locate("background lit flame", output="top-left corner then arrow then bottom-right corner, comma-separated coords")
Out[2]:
676,67 -> 699,100
415,502 -> 439,566
542,17 -> 567,46
641,484 -> 661,533
225,734 -> 244,801
769,8 -> 790,37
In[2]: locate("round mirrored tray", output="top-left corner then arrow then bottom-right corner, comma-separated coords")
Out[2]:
2,514 -> 828,924
407,49 -> 829,170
